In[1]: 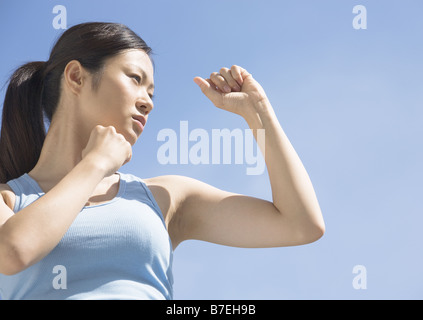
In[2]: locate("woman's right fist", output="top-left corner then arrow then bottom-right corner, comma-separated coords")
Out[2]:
81,125 -> 132,177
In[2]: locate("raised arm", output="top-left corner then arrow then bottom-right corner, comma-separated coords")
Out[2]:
160,66 -> 324,249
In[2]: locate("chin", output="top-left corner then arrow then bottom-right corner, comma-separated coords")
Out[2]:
125,133 -> 138,146
118,123 -> 140,146
129,129 -> 141,146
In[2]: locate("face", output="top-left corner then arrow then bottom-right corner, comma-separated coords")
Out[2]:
79,49 -> 155,146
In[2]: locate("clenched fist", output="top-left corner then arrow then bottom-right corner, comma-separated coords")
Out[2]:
81,125 -> 132,177
194,65 -> 269,119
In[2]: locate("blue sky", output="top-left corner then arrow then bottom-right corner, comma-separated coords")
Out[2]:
1,0 -> 422,299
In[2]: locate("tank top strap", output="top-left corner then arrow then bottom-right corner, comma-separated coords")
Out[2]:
6,172 -> 165,224
117,172 -> 166,226
6,173 -> 45,213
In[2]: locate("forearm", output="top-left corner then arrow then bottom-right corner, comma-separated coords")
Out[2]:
0,158 -> 105,272
244,99 -> 324,226
193,65 -> 324,238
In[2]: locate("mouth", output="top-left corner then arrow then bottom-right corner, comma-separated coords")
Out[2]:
132,115 -> 146,132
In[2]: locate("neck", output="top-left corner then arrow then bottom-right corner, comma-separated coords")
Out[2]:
29,110 -> 89,186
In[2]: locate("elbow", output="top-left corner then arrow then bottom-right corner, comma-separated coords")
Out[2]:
291,215 -> 325,246
307,222 -> 325,244
0,262 -> 26,276
0,238 -> 33,276
303,215 -> 325,244
0,253 -> 28,276
300,205 -> 325,244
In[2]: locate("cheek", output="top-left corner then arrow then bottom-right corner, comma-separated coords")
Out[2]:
94,77 -> 133,116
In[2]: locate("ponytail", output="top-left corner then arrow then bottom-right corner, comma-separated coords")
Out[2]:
0,61 -> 47,183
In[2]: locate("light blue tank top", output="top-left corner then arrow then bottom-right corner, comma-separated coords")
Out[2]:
0,172 -> 173,300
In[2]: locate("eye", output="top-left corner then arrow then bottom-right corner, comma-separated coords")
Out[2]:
131,74 -> 141,84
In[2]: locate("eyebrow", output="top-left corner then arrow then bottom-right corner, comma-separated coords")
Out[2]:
128,64 -> 155,90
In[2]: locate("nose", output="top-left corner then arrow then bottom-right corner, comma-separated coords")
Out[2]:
135,97 -> 153,116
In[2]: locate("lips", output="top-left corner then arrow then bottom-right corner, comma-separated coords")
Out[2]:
132,115 -> 146,131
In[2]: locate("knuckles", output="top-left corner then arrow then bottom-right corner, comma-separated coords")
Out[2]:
210,72 -> 220,79
92,125 -> 128,144
220,67 -> 229,74
209,65 -> 244,80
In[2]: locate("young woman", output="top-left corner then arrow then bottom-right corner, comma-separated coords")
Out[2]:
0,22 -> 324,299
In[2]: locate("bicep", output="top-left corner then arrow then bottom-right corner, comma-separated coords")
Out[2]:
176,177 -> 311,248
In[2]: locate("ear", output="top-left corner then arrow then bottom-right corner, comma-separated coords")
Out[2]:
63,60 -> 86,95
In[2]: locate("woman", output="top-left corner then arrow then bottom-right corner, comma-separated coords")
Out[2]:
0,22 -> 324,299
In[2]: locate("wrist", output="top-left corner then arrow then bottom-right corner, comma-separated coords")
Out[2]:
243,98 -> 274,129
78,155 -> 109,179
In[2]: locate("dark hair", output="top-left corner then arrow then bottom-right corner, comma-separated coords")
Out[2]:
0,22 -> 152,183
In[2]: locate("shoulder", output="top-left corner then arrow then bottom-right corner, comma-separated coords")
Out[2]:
0,183 -> 16,211
143,175 -> 225,248
143,175 -> 223,202
119,173 -> 199,200
144,174 -> 202,190
142,175 -> 194,210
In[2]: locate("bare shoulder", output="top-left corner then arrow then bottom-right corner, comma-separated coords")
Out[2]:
144,174 -> 211,191
0,183 -> 15,211
143,175 -> 225,206
144,174 -> 201,185
143,175 -> 187,212
143,175 -> 224,248
143,175 -> 200,219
